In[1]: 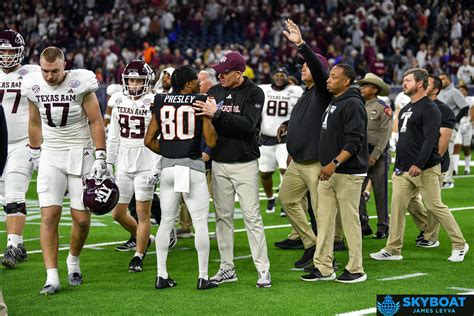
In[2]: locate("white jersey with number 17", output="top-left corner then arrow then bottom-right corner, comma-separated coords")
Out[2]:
259,84 -> 303,137
21,69 -> 99,150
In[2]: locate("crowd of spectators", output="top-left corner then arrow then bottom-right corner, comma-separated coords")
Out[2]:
1,0 -> 473,87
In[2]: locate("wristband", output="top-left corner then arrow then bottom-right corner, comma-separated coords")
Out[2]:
96,149 -> 106,160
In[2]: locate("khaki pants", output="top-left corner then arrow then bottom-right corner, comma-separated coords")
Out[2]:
315,173 -> 365,275
212,160 -> 270,272
279,160 -> 319,249
386,164 -> 465,255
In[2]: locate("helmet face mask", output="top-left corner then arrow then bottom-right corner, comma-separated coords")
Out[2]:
122,60 -> 154,97
0,30 -> 25,69
82,177 -> 119,215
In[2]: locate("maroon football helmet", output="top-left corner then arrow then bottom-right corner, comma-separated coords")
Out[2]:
0,29 -> 25,68
122,59 -> 155,97
82,177 -> 119,215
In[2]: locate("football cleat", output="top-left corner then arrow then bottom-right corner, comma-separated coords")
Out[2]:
266,198 -> 276,214
210,268 -> 238,284
128,256 -> 143,273
115,236 -> 137,252
256,271 -> 272,288
40,284 -> 60,295
197,278 -> 218,290
68,272 -> 83,286
155,276 -> 177,289
16,243 -> 28,262
1,245 -> 19,269
441,182 -> 454,189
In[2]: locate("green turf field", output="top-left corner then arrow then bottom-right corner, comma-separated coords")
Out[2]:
1,165 -> 473,315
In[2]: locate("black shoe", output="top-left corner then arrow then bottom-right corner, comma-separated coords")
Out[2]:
335,269 -> 367,283
373,232 -> 387,239
68,272 -> 83,286
266,198 -> 276,213
274,238 -> 304,250
362,227 -> 373,236
280,209 -> 287,217
301,267 -> 336,282
128,256 -> 143,273
333,241 -> 347,251
294,246 -> 315,268
2,246 -> 19,269
415,231 -> 425,243
16,243 -> 28,262
197,278 -> 218,290
115,236 -> 137,252
155,276 -> 177,289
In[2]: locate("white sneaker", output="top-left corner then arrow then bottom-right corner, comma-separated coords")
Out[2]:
40,283 -> 60,295
256,270 -> 271,288
442,182 -> 454,189
370,249 -> 403,261
448,243 -> 469,262
210,268 -> 238,284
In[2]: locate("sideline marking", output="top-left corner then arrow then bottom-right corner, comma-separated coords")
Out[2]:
448,287 -> 474,292
213,254 -> 252,262
377,272 -> 427,281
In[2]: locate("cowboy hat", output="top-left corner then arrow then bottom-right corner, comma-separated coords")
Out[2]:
356,73 -> 390,96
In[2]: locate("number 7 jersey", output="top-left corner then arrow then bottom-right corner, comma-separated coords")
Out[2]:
21,69 -> 99,150
0,64 -> 40,143
259,84 -> 303,137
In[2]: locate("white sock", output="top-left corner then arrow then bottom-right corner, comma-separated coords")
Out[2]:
46,268 -> 60,287
7,234 -> 22,248
149,234 -> 155,244
66,253 -> 81,275
133,252 -> 144,259
465,155 -> 471,170
453,154 -> 460,173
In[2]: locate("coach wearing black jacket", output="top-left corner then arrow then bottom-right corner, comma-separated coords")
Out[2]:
302,64 -> 368,284
276,19 -> 333,268
194,51 -> 271,288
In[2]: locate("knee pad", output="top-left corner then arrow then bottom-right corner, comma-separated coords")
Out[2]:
4,202 -> 26,215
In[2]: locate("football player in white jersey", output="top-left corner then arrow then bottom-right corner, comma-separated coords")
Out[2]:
258,67 -> 303,213
0,29 -> 40,269
389,91 -> 411,151
23,47 -> 107,295
106,60 -> 158,272
453,85 -> 474,175
103,83 -> 122,127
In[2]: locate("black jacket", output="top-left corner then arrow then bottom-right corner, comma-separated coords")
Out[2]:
208,77 -> 264,163
285,43 -> 332,163
319,88 -> 368,174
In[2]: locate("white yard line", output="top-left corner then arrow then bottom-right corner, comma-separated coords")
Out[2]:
213,254 -> 252,262
377,272 -> 427,281
336,307 -> 376,316
448,287 -> 474,292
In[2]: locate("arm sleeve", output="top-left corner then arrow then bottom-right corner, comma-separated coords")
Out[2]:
342,101 -> 366,155
453,90 -> 468,112
106,107 -> 120,165
298,43 -> 331,98
415,105 -> 441,168
212,86 -> 264,137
